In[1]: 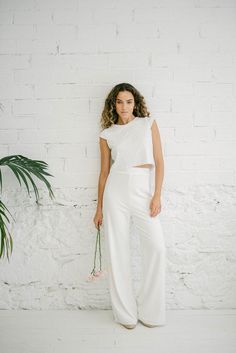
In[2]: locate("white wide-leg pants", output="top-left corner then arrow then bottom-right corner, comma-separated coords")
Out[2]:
102,166 -> 166,326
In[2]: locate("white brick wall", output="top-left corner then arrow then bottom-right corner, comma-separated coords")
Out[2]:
0,0 -> 236,310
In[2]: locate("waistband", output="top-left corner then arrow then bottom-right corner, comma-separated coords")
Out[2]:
109,166 -> 151,175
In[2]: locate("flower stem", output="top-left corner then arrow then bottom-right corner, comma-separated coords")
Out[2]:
90,225 -> 102,275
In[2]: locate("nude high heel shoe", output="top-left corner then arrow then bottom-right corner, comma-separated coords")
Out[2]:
139,319 -> 159,328
120,323 -> 137,329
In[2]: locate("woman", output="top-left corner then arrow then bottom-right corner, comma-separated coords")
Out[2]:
93,83 -> 166,330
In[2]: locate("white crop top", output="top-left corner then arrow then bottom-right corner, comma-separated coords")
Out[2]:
99,116 -> 156,171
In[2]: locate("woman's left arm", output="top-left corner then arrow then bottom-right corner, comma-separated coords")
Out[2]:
149,119 -> 164,216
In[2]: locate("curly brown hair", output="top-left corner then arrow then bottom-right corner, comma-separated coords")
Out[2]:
100,83 -> 150,130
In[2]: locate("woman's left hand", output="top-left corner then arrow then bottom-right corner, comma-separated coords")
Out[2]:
149,194 -> 162,217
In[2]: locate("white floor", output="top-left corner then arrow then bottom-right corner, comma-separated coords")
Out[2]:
0,309 -> 235,353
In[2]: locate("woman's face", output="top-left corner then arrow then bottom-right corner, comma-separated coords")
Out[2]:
115,91 -> 135,120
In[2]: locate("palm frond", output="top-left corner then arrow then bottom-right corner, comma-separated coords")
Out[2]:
0,154 -> 55,260
0,155 -> 55,201
0,200 -> 14,262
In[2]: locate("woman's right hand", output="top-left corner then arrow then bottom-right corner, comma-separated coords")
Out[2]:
93,208 -> 103,229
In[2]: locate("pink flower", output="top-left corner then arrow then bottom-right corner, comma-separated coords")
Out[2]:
87,226 -> 107,282
94,270 -> 102,277
87,274 -> 96,282
86,269 -> 107,282
95,270 -> 107,278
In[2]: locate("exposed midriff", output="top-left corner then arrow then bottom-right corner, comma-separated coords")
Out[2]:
133,164 -> 153,168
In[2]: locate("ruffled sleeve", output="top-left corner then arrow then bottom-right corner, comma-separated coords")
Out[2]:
147,116 -> 156,128
99,129 -> 108,140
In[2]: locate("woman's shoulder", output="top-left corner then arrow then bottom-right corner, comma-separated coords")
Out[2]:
138,116 -> 156,127
99,125 -> 114,139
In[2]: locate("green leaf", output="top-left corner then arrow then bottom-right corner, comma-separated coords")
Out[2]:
0,155 -> 55,260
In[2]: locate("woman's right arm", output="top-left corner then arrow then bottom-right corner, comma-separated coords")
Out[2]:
93,137 -> 111,228
97,137 -> 111,210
